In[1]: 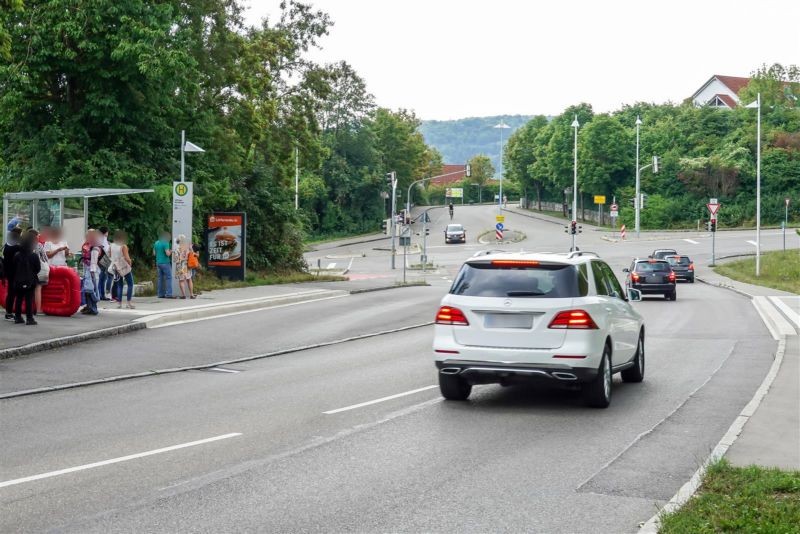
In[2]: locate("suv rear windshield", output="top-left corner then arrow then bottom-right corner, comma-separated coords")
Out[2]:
450,262 -> 585,298
667,256 -> 691,266
635,261 -> 671,272
653,250 -> 677,259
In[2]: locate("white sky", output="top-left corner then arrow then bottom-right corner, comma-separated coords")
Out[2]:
244,0 -> 800,120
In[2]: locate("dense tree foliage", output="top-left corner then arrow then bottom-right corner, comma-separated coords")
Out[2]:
0,0 -> 440,269
504,65 -> 800,228
419,115 -> 533,174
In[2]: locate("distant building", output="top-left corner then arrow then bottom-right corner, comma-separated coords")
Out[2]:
430,164 -> 467,185
691,75 -> 751,109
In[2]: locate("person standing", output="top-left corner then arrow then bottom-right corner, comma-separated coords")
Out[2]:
80,229 -> 101,315
153,232 -> 173,298
110,230 -> 135,309
25,229 -> 49,314
3,226 -> 22,320
174,235 -> 195,299
12,233 -> 40,325
97,226 -> 112,300
44,228 -> 70,267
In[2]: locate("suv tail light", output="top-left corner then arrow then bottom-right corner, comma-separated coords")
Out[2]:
631,272 -> 640,283
668,271 -> 676,282
548,310 -> 598,330
688,263 -> 694,271
435,306 -> 469,326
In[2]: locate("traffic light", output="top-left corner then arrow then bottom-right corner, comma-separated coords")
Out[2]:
710,219 -> 717,232
570,221 -> 578,235
641,193 -> 648,208
652,156 -> 660,173
629,197 -> 635,207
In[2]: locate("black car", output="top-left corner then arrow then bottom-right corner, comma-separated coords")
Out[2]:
624,259 -> 677,300
445,224 -> 466,243
665,255 -> 695,283
650,248 -> 678,260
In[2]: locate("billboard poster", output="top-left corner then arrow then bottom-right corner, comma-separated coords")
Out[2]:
207,212 -> 246,280
446,187 -> 464,198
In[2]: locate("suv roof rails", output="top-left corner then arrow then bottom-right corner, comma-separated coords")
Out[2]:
566,250 -> 600,259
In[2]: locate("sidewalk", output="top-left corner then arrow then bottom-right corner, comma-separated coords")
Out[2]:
699,269 -> 799,470
0,277 -> 400,359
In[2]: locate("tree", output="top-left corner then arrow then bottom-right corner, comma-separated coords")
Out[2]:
504,115 -> 548,208
579,114 -> 632,198
467,154 -> 494,202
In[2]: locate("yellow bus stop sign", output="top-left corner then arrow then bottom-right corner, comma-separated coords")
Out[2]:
495,215 -> 505,223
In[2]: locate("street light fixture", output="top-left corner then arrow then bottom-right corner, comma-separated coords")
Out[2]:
746,93 -> 762,276
181,130 -> 204,183
571,115 -> 579,251
494,121 -> 511,211
634,116 -> 642,238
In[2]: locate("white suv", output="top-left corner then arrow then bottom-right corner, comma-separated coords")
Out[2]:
433,251 -> 645,408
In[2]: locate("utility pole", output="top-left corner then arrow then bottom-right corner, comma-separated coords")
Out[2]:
635,116 -> 642,238
294,146 -> 299,210
494,121 -> 510,212
756,93 -> 762,276
389,171 -> 397,269
571,115 -> 579,251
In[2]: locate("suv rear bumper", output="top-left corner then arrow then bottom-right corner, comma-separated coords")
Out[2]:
631,282 -> 675,293
435,360 -> 598,384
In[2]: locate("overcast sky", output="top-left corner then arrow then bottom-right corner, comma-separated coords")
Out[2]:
244,0 -> 800,120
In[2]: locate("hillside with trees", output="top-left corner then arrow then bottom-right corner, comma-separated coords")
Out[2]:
0,0 -> 441,269
419,115 -> 532,172
501,64 -> 800,229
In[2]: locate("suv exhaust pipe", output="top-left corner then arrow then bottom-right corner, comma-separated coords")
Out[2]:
551,372 -> 578,381
440,367 -> 462,375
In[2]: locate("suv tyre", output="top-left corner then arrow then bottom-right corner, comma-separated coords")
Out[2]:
439,373 -> 472,401
621,332 -> 645,383
583,345 -> 612,408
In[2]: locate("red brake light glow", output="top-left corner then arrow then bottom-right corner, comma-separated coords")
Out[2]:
435,306 -> 469,326
548,310 -> 598,330
631,272 -> 640,283
490,260 -> 540,267
668,271 -> 676,282
688,263 -> 694,271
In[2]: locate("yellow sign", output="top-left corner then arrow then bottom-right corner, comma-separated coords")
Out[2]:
175,183 -> 189,196
495,215 -> 505,223
594,195 -> 606,204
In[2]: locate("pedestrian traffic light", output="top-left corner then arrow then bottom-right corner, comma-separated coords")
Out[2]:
425,228 -> 430,236
570,221 -> 578,235
710,219 -> 717,232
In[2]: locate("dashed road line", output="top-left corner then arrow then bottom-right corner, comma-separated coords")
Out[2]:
323,386 -> 437,415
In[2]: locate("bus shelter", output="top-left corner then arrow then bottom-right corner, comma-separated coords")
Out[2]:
3,188 -> 153,250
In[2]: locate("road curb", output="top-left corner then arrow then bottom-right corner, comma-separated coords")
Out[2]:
637,278 -> 788,533
0,323 -> 146,360
0,322 -> 435,399
695,276 -> 754,299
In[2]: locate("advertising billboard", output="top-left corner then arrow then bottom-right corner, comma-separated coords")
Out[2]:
446,187 -> 464,198
207,212 -> 246,280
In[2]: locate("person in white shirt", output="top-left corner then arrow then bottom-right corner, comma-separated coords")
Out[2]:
44,227 -> 70,267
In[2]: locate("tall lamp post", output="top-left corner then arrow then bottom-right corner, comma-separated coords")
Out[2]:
746,93 -> 762,276
635,116 -> 642,238
494,121 -> 510,211
571,115 -> 579,251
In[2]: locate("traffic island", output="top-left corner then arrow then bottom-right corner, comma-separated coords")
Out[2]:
477,229 -> 526,245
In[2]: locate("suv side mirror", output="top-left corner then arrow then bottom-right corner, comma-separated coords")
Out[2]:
627,288 -> 642,302
622,268 -> 630,273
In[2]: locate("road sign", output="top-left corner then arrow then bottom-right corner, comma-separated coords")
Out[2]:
496,229 -> 503,241
496,222 -> 504,231
594,195 -> 606,204
707,203 -> 720,217
495,215 -> 505,223
610,202 -> 619,218
446,187 -> 463,198
709,198 -> 718,205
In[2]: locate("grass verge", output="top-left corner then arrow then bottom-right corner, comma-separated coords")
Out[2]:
659,459 -> 800,534
714,249 -> 800,294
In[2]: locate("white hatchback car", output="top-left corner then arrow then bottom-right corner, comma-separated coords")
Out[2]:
433,251 -> 645,408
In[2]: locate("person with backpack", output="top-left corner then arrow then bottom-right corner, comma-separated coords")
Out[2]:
79,229 -> 102,315
26,228 -> 49,314
3,226 -> 22,321
11,232 -> 40,325
110,230 -> 135,309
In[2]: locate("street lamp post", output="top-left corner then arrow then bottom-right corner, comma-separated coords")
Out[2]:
747,94 -> 762,276
571,115 -> 579,251
494,121 -> 510,211
635,116 -> 642,238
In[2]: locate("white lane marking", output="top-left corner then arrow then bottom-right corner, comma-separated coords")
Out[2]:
323,386 -> 437,415
207,367 -> 241,374
768,296 -> 800,330
326,262 -> 336,269
683,239 -> 700,245
747,240 -> 758,246
149,294 -> 348,329
752,297 -> 795,340
0,433 -> 242,489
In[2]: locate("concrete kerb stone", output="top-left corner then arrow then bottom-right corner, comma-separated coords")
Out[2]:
637,279 -> 789,533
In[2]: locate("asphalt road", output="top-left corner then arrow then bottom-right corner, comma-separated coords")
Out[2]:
0,205 -> 784,533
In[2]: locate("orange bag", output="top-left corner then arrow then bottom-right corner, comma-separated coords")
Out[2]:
187,251 -> 200,270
